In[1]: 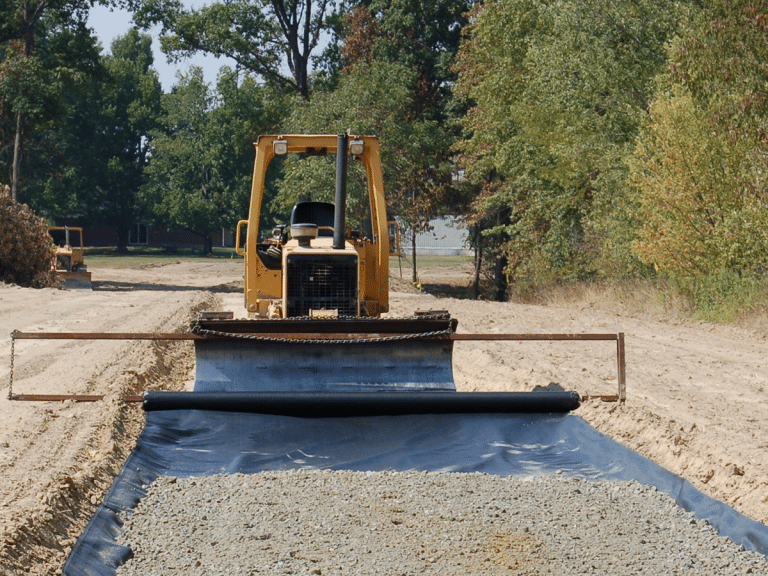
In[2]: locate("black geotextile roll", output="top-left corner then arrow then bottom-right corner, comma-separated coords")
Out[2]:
142,390 -> 581,416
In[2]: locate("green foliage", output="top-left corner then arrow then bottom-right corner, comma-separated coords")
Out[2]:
630,0 -> 768,281
27,29 -> 162,251
0,44 -> 63,121
140,67 -> 283,252
1,1 -> 97,119
274,61 -> 417,225
333,0 -> 471,283
454,0 -> 692,289
0,1 -> 102,197
666,0 -> 768,139
674,270 -> 768,324
629,88 -> 768,277
364,0 -> 470,115
276,59 -> 460,237
131,0 -> 343,99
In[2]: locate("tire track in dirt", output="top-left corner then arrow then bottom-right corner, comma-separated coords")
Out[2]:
0,285 -> 217,575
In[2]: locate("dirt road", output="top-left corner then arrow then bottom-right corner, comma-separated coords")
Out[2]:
1,259 -> 766,574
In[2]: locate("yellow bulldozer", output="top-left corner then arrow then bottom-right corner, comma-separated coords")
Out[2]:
237,133 -> 390,319
48,226 -> 92,290
191,133 -> 459,393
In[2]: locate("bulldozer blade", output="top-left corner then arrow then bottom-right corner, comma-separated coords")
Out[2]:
56,270 -> 93,290
193,339 -> 456,392
191,316 -> 458,392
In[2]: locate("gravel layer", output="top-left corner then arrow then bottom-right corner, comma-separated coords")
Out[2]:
116,470 -> 768,575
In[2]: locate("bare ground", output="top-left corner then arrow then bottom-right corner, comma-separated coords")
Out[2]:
0,259 -> 766,575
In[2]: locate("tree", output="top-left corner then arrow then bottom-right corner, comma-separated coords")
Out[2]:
630,0 -> 768,279
454,0 -> 694,293
29,29 -> 162,252
140,67 -> 282,253
276,56 -> 462,282
338,0 -> 472,282
130,0 -> 343,99
666,0 -> 768,141
350,0 -> 470,119
274,60 -> 417,219
630,88 -> 767,277
0,0 -> 102,202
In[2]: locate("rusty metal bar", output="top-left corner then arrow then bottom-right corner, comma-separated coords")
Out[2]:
9,392 -> 622,404
8,394 -> 143,402
617,333 -> 626,402
9,330 -> 626,402
11,331 -> 198,340
451,333 -> 621,341
580,394 -> 621,402
12,330 -> 621,342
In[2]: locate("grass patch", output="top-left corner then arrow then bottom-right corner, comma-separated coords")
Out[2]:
535,275 -> 768,328
541,278 -> 693,320
390,254 -> 473,268
84,246 -> 239,269
685,271 -> 768,324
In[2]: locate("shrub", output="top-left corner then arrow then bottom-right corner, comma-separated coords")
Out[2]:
686,270 -> 767,324
0,185 -> 57,287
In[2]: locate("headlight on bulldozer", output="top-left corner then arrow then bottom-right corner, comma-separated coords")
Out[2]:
349,139 -> 364,156
273,139 -> 288,155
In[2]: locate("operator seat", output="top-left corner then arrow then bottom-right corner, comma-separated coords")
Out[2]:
290,201 -> 335,237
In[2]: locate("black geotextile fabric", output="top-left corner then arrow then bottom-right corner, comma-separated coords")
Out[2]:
62,405 -> 768,575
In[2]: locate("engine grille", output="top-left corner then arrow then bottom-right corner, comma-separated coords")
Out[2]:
286,253 -> 358,317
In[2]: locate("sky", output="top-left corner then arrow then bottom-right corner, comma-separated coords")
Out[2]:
87,2 -> 236,92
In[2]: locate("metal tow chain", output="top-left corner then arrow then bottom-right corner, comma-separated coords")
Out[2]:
191,326 -> 453,345
190,315 -> 453,345
8,331 -> 16,400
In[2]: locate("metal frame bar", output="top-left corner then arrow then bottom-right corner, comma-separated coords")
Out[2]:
8,331 -> 626,403
11,332 -> 196,340
10,394 -> 144,402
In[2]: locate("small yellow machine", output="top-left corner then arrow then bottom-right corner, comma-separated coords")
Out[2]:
48,226 -> 92,290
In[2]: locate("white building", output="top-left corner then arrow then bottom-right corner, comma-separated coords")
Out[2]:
398,216 -> 471,256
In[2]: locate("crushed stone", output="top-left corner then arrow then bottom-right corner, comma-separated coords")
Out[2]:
116,469 -> 768,575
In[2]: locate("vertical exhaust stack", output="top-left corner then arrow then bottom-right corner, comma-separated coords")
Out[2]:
333,133 -> 348,250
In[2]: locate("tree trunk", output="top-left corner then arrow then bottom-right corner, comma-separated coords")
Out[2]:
11,14 -> 37,204
116,221 -> 130,254
473,226 -> 483,300
494,255 -> 508,302
203,235 -> 213,255
493,207 -> 512,302
411,226 -> 418,284
11,111 -> 24,203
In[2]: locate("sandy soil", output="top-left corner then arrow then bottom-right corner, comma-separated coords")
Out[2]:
0,259 -> 766,575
